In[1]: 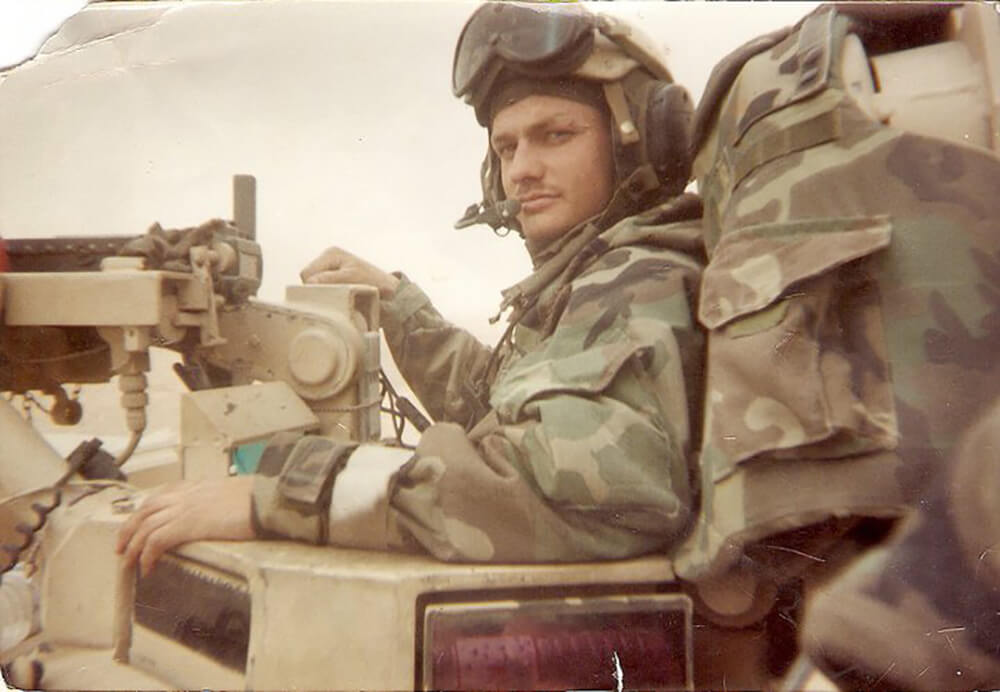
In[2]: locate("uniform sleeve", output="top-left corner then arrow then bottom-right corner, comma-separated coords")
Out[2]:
390,365 -> 694,562
379,273 -> 493,427
253,244 -> 704,562
388,246 -> 703,561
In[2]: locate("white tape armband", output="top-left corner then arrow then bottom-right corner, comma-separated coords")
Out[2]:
326,444 -> 413,550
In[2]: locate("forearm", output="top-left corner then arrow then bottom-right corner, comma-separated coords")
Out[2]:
255,241 -> 703,562
380,275 -> 494,426
251,374 -> 692,562
391,407 -> 691,563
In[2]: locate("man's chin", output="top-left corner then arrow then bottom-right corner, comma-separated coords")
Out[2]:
522,219 -> 579,258
521,213 -> 570,244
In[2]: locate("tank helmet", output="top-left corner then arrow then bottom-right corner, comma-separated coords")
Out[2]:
453,2 -> 693,233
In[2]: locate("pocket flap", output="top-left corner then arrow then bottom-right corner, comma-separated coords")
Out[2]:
699,215 -> 892,329
490,338 -> 645,421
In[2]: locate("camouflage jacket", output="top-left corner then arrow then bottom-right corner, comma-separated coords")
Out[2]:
676,3 -> 1000,581
254,194 -> 705,562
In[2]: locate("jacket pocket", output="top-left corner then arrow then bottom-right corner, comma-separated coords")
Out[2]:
489,333 -> 644,422
699,215 -> 897,480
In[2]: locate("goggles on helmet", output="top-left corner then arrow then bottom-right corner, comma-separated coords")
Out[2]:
452,3 -> 595,108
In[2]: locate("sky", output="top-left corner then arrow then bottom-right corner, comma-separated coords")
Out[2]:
0,0 -> 819,450
0,1 -> 819,344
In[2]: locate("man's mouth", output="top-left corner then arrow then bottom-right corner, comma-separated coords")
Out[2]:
519,193 -> 559,214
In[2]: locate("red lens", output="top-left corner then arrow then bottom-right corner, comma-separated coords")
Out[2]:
424,594 -> 692,690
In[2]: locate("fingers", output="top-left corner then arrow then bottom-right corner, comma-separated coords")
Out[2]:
116,484 -> 191,572
299,247 -> 398,293
302,269 -> 357,285
300,246 -> 347,283
138,522 -> 182,578
115,477 -> 257,576
116,514 -> 140,556
116,491 -> 171,554
119,504 -> 178,575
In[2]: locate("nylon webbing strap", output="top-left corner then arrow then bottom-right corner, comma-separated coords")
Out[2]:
731,8 -> 836,148
792,9 -> 835,100
602,81 -> 640,145
729,108 -> 842,188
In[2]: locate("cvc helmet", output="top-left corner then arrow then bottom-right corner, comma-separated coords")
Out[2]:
453,2 -> 693,234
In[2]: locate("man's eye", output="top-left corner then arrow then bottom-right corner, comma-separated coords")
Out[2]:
495,143 -> 516,159
546,130 -> 573,143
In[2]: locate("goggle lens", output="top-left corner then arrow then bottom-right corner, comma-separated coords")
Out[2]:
452,3 -> 594,98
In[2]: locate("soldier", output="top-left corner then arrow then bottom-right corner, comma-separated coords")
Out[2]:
117,3 -> 704,571
676,1 -> 1000,685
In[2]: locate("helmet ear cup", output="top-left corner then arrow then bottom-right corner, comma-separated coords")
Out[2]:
643,82 -> 693,195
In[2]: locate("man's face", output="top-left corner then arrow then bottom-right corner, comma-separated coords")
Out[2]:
490,94 -> 615,253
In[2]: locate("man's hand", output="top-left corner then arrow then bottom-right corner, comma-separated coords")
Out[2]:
116,476 -> 256,576
300,246 -> 400,298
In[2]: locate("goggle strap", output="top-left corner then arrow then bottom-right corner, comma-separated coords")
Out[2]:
602,82 -> 640,146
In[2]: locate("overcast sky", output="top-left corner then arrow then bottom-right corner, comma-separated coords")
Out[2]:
0,1 -> 819,344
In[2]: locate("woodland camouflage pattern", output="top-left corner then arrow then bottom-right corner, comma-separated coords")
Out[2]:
802,398 -> 1000,690
255,195 -> 705,562
675,4 -> 1000,580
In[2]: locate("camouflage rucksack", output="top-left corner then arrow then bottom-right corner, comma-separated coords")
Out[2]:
675,3 -> 1000,588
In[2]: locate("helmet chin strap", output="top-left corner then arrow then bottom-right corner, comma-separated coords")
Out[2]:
602,82 -> 640,146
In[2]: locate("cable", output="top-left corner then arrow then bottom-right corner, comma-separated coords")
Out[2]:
114,431 -> 143,468
0,444 -> 93,577
377,369 -> 429,447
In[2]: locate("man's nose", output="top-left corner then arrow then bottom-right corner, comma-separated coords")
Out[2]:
507,142 -> 544,185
